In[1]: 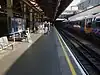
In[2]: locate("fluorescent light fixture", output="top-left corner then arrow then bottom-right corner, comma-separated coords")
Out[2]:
36,7 -> 38,9
56,18 -> 65,21
34,3 -> 38,6
36,6 -> 43,11
40,9 -> 43,11
0,5 -> 1,9
30,1 -> 36,5
30,1 -> 43,12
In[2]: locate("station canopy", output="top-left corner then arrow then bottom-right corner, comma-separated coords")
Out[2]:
69,5 -> 100,21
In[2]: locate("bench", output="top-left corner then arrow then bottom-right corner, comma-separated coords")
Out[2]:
0,36 -> 14,50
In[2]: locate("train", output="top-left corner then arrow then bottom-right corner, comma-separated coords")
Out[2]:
54,6 -> 100,46
67,13 -> 100,39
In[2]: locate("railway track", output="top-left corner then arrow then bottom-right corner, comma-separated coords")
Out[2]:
58,28 -> 100,75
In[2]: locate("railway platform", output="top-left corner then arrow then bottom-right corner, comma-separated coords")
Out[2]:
0,33 -> 42,75
0,27 -> 86,75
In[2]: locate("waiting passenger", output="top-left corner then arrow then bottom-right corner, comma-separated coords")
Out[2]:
44,21 -> 48,34
34,21 -> 39,33
48,22 -> 51,32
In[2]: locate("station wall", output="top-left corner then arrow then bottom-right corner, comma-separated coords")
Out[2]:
0,13 -> 8,37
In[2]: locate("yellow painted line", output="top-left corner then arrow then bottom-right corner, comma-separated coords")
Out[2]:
57,33 -> 77,75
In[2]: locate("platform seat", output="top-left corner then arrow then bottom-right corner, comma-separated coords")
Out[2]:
0,36 -> 14,50
0,38 -> 4,50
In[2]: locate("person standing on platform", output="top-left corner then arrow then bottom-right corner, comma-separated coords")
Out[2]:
26,28 -> 32,43
48,22 -> 51,32
34,21 -> 39,33
44,21 -> 48,34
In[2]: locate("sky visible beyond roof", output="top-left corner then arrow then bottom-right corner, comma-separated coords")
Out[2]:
65,0 -> 81,10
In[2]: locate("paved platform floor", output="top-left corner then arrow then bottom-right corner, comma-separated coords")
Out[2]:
0,28 -> 83,75
0,33 -> 42,75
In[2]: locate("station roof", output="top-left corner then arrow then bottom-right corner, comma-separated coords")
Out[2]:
24,0 -> 72,20
0,0 -> 72,20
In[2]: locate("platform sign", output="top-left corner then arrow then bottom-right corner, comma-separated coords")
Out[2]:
11,18 -> 17,33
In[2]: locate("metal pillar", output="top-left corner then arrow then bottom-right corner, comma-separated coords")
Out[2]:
38,14 -> 40,22
37,14 -> 39,22
7,0 -> 13,33
41,15 -> 43,22
30,9 -> 33,32
24,4 -> 27,19
40,14 -> 42,22
38,14 -> 41,22
36,13 -> 38,22
23,3 -> 27,29
32,11 -> 35,32
39,14 -> 41,22
34,13 -> 37,22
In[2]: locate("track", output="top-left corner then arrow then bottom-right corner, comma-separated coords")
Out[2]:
58,28 -> 100,75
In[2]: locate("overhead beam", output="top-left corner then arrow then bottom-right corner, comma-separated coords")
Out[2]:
22,0 -> 44,15
53,0 -> 62,20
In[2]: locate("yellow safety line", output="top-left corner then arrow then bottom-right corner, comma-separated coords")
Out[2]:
57,32 -> 77,75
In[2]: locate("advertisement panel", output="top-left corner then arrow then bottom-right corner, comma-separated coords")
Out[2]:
10,17 -> 26,34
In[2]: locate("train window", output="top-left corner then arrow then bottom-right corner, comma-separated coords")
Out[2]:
86,22 -> 92,28
96,18 -> 100,22
96,22 -> 100,27
73,25 -> 80,28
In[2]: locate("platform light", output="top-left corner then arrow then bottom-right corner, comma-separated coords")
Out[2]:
34,3 -> 38,6
0,5 -> 1,9
36,7 -> 43,11
38,8 -> 42,11
30,0 -> 43,12
39,8 -> 42,11
29,0 -> 35,2
36,7 -> 39,9
30,1 -> 36,5
39,8 -> 43,11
